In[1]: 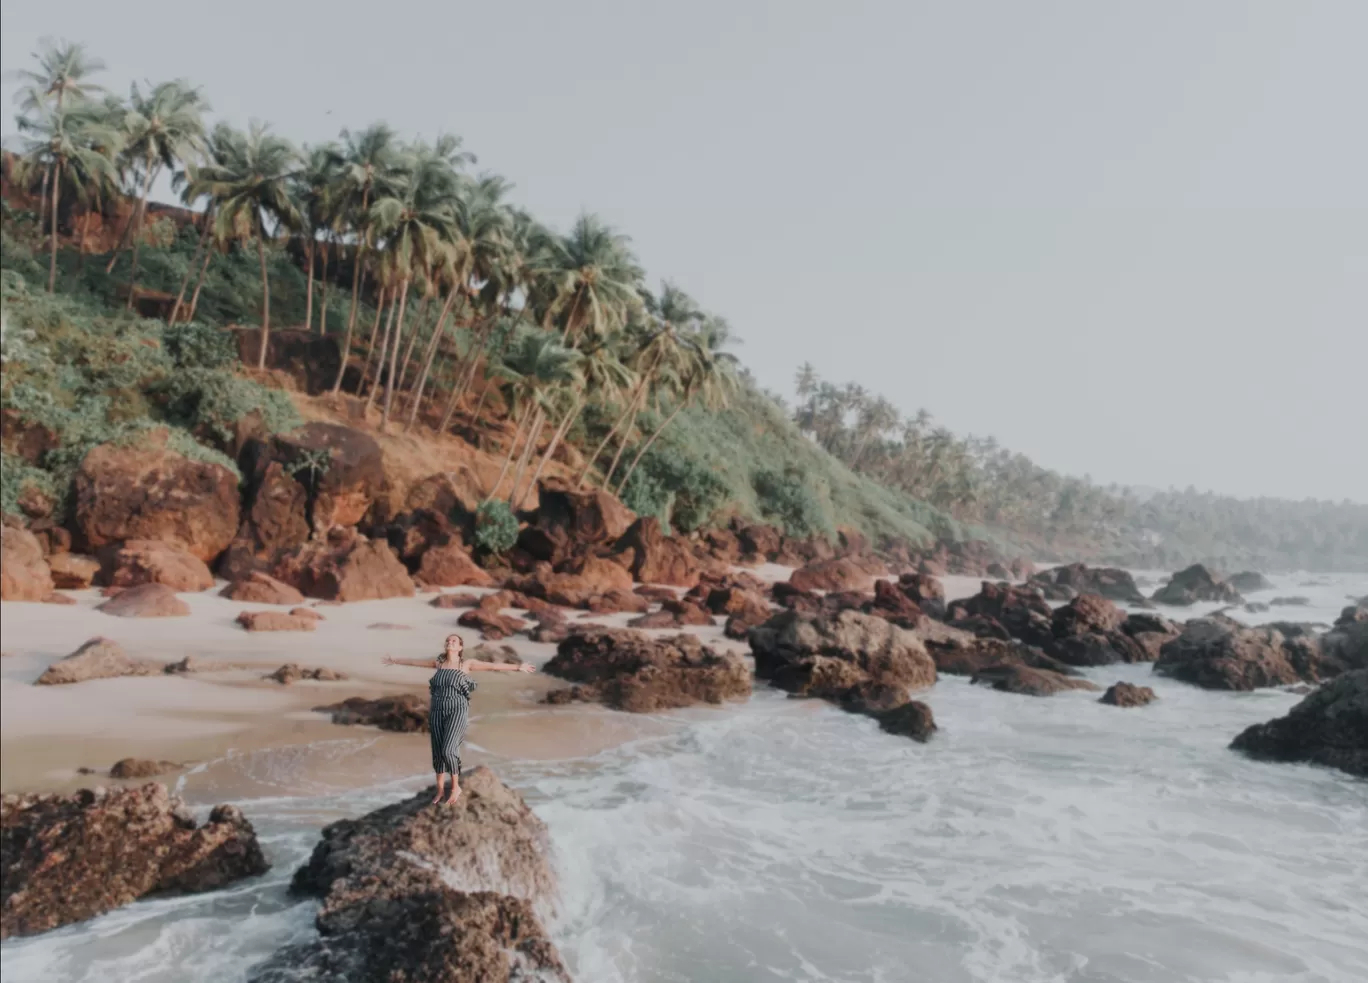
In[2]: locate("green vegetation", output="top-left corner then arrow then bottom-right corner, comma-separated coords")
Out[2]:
474,500 -> 519,555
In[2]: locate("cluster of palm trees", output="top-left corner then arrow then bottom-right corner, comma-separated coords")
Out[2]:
8,39 -> 737,507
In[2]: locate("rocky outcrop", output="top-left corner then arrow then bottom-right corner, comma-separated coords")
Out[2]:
45,552 -> 101,590
109,758 -> 184,779
627,597 -> 715,629
265,663 -> 347,684
970,665 -> 1101,697
74,437 -> 239,563
1,526 -> 54,601
35,637 -> 162,684
220,571 -> 305,605
749,609 -> 937,705
273,529 -> 415,602
105,539 -> 215,592
96,582 -> 191,617
1100,682 -> 1157,707
1119,612 -> 1182,662
923,633 -> 1077,677
268,423 -> 386,533
610,517 -> 700,587
0,784 -> 268,939
416,542 -> 494,588
871,700 -> 938,742
1154,617 -> 1309,690
1151,564 -> 1242,606
1230,670 -> 1367,777
788,557 -> 881,593
316,694 -> 430,732
237,610 -> 317,632
1321,610 -> 1368,677
543,628 -> 750,712
1228,571 -> 1274,593
948,581 -> 1054,648
457,607 -> 529,640
516,478 -> 635,566
250,768 -> 566,983
1029,563 -> 1147,605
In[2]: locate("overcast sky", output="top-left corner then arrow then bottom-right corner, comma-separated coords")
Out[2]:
4,1 -> 1364,501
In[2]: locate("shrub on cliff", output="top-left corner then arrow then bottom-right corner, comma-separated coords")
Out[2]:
752,465 -> 833,539
474,500 -> 519,555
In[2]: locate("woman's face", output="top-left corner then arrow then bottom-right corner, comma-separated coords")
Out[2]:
444,636 -> 463,661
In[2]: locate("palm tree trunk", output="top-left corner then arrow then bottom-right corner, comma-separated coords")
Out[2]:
396,296 -> 429,395
47,159 -> 63,294
304,239 -> 316,333
364,290 -> 396,407
318,242 -> 331,334
601,395 -> 644,491
125,159 -> 160,309
484,408 -> 532,505
560,284 -> 584,344
381,277 -> 412,430
170,208 -> 213,323
357,286 -> 389,396
507,408 -> 545,507
616,400 -> 686,495
524,398 -> 581,503
405,291 -> 460,432
575,386 -> 640,489
340,189 -> 371,359
256,233 -> 272,370
37,162 -> 52,240
333,258 -> 373,395
435,315 -> 494,434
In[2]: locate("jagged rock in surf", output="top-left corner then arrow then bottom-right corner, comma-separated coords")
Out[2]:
1230,669 -> 1367,777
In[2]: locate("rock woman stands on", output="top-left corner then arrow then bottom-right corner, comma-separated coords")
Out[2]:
382,634 -> 535,804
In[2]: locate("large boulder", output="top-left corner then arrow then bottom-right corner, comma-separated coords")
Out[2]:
1228,571 -> 1274,593
272,529 -> 415,602
96,582 -> 191,618
543,628 -> 750,712
788,557 -> 880,593
1152,564 -> 1243,606
516,478 -> 635,565
1,526 -> 54,600
1100,682 -> 1158,707
1321,611 -> 1368,677
416,542 -> 494,588
1051,593 -> 1126,637
970,665 -> 1101,697
1029,563 -> 1147,605
1119,612 -> 1182,662
610,517 -> 700,587
268,423 -> 386,533
220,571 -> 305,605
74,437 -> 239,563
923,633 -> 1077,677
949,581 -> 1054,647
0,784 -> 268,939
250,769 -> 566,983
1153,617 -> 1307,690
237,610 -> 317,632
35,637 -> 162,684
1230,670 -> 1367,777
316,694 -> 430,732
748,609 -> 937,704
46,552 -> 101,590
105,539 -> 215,592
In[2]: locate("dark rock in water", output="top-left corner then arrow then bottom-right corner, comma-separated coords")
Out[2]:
1269,596 -> 1310,608
1154,617 -> 1310,690
1228,571 -> 1274,593
1230,670 -> 1368,777
949,581 -> 1054,648
1100,682 -> 1157,707
250,767 -> 568,983
1051,594 -> 1126,637
0,784 -> 268,939
1029,563 -> 1147,605
749,609 -> 937,704
969,665 -> 1100,697
924,634 -> 1078,677
1047,631 -> 1151,667
1338,605 -> 1368,626
544,628 -> 750,712
316,694 -> 430,732
1321,617 -> 1368,677
874,700 -> 938,742
1151,564 -> 1242,607
1119,612 -> 1181,662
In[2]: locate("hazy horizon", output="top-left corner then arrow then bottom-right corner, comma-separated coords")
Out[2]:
4,1 -> 1364,503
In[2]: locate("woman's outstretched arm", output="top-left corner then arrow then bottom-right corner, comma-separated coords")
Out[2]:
463,660 -> 536,673
382,655 -> 440,668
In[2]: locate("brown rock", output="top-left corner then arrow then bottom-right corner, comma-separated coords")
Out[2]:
457,607 -> 528,641
788,556 -> 881,593
236,460 -> 310,558
1154,617 -> 1309,690
429,591 -> 484,609
468,643 -> 522,664
289,606 -> 323,620
1030,563 -> 1147,605
585,587 -> 651,614
266,663 -> 347,684
109,758 -> 183,779
74,437 -> 239,563
925,634 -> 1077,677
46,552 -> 101,590
527,612 -> 572,644
1100,682 -> 1157,707
1,526 -> 55,601
950,581 -> 1054,647
416,542 -> 493,588
0,784 -> 268,939
1152,564 -> 1243,606
34,638 -> 162,685
516,479 -> 636,565
707,585 -> 772,621
41,591 -> 77,605
316,694 -> 431,732
220,572 -> 305,605
96,583 -> 191,618
611,517 -> 700,587
1052,593 -> 1126,637
544,628 -> 751,712
970,665 -> 1101,697
1231,670 -> 1367,777
251,768 -> 566,983
874,700 -> 938,742
556,552 -> 634,594
106,539 -> 215,592
270,423 -> 386,533
627,598 -> 715,630
237,610 -> 317,632
272,529 -> 415,602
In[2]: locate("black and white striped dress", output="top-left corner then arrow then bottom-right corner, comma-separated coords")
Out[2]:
429,666 -> 477,775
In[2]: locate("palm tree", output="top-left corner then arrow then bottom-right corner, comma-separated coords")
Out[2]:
105,80 -> 209,305
15,96 -> 122,292
292,143 -> 340,333
11,38 -> 106,112
328,123 -> 403,394
531,213 -> 644,348
197,121 -> 301,367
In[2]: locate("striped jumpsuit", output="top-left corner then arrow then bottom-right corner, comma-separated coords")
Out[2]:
429,666 -> 477,776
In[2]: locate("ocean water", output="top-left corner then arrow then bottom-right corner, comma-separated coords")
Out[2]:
4,571 -> 1367,983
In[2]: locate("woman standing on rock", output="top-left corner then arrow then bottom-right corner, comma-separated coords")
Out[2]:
382,634 -> 535,805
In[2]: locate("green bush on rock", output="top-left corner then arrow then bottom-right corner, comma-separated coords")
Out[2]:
474,500 -> 520,555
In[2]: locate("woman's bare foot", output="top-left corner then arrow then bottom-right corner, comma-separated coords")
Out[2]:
432,776 -> 448,804
443,786 -> 462,806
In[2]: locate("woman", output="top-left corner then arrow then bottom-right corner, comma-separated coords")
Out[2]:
382,634 -> 535,805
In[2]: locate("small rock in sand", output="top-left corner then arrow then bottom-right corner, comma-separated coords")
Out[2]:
236,610 -> 317,632
96,583 -> 190,618
35,638 -> 163,685
109,758 -> 183,779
